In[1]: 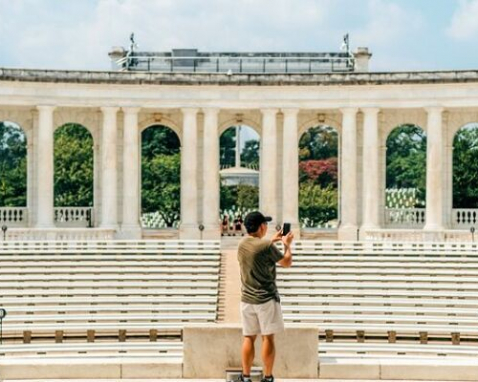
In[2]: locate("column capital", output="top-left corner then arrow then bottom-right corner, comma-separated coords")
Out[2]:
281,107 -> 300,116
424,106 -> 444,114
361,107 -> 380,115
100,106 -> 120,114
36,105 -> 56,113
181,107 -> 200,115
261,108 -> 279,115
339,107 -> 359,115
122,106 -> 141,114
202,107 -> 220,116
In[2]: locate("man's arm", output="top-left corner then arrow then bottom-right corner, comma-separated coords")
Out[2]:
278,232 -> 294,268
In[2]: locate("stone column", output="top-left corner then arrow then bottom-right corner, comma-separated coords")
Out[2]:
282,108 -> 300,237
361,107 -> 381,231
260,108 -> 279,223
121,107 -> 141,238
35,105 -> 55,228
424,107 -> 444,232
339,107 -> 359,240
100,107 -> 119,230
202,108 -> 220,239
180,108 -> 200,239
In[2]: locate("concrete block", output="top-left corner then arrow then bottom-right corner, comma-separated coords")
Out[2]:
183,324 -> 318,378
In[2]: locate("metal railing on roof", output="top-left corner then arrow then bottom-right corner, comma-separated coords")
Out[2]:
116,54 -> 355,74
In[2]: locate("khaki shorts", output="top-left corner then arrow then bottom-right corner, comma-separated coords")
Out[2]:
240,299 -> 285,336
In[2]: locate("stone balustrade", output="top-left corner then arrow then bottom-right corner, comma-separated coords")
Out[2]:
0,207 -> 28,227
384,208 -> 426,228
452,209 -> 478,229
54,207 -> 94,227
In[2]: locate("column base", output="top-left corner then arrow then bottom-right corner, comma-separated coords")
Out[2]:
179,224 -> 201,240
359,225 -> 380,241
338,225 -> 360,241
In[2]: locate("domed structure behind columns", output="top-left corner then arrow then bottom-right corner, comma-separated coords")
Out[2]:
219,124 -> 260,236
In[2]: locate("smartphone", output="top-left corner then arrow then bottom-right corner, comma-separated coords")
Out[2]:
282,222 -> 291,236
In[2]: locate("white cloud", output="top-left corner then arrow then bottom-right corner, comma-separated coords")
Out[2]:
447,0 -> 478,40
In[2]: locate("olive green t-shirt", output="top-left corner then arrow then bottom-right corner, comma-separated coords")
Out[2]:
237,236 -> 284,304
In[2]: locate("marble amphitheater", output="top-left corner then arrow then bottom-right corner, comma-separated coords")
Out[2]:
0,43 -> 478,381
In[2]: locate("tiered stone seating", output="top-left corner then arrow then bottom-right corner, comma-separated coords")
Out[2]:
0,240 -> 220,346
276,241 -> 478,358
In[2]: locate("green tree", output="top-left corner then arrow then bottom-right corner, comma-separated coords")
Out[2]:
299,125 -> 338,161
241,139 -> 260,168
386,124 -> 426,205
142,153 -> 180,227
0,122 -> 27,206
453,125 -> 478,208
54,124 -> 94,207
299,182 -> 338,227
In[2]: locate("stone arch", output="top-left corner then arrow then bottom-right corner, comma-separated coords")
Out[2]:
298,124 -> 340,229
139,117 -> 182,144
140,124 -> 182,229
219,117 -> 261,136
298,115 -> 342,138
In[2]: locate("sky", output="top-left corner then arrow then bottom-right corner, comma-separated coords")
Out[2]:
0,0 -> 477,72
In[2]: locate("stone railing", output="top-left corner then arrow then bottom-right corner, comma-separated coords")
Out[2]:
54,207 -> 94,227
0,207 -> 28,227
452,209 -> 478,229
384,208 -> 425,228
4,228 -> 115,241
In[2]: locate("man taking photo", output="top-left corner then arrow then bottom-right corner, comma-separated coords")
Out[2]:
237,211 -> 294,382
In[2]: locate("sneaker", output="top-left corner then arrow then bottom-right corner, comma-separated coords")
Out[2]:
238,374 -> 252,382
261,376 -> 274,382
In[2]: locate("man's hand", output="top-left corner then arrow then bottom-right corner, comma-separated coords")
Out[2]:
271,229 -> 283,243
281,231 -> 294,247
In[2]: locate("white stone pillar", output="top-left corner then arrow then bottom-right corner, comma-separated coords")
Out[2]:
121,107 -> 141,238
35,105 -> 55,228
339,107 -> 359,240
260,108 -> 279,223
202,108 -> 220,239
361,107 -> 381,231
180,108 -> 200,239
100,107 -> 119,230
424,107 -> 444,232
282,108 -> 300,237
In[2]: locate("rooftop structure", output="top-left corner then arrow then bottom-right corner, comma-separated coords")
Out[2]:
108,35 -> 372,73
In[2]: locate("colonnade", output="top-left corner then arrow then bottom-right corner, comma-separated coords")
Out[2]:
24,104 -> 451,240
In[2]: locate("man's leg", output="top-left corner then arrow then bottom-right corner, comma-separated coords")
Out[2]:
242,335 -> 257,376
261,334 -> 275,377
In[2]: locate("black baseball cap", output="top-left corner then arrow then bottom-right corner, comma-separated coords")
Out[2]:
244,211 -> 272,233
